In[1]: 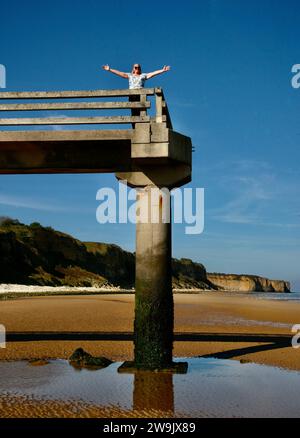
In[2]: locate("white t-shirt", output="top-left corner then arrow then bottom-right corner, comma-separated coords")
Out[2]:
127,73 -> 148,89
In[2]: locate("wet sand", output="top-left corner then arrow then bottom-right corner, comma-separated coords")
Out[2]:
0,293 -> 299,370
0,396 -> 175,418
1,358 -> 300,418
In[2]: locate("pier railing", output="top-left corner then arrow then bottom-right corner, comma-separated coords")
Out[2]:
0,87 -> 172,130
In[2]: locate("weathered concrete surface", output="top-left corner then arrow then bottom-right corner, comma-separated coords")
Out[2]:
0,125 -> 191,178
131,124 -> 192,165
0,87 -> 157,99
0,130 -> 133,141
0,130 -> 133,174
0,101 -> 151,111
116,164 -> 191,189
133,186 -> 173,368
116,123 -> 192,188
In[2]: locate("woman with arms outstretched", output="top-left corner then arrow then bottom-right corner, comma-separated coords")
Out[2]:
102,63 -> 170,124
102,63 -> 170,89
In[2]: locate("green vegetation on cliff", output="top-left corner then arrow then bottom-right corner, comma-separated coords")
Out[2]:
0,217 -> 133,287
0,218 -> 290,292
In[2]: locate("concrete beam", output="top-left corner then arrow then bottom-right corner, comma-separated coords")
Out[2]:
0,116 -> 150,126
0,101 -> 151,111
116,164 -> 191,189
0,130 -> 133,142
0,88 -> 157,99
0,138 -> 132,174
131,123 -> 192,166
116,124 -> 192,188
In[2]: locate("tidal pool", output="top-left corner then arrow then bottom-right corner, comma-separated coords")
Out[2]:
0,358 -> 300,417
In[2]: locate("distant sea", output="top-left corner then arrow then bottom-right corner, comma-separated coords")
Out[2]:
223,291 -> 300,302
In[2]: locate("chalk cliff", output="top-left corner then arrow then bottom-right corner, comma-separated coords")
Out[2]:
207,273 -> 290,293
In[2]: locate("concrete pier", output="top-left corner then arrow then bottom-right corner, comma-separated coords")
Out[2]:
134,186 -> 173,368
0,87 -> 192,371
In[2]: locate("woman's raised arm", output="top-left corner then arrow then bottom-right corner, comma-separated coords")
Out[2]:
102,65 -> 128,79
146,65 -> 170,80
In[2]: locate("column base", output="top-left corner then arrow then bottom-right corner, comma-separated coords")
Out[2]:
117,361 -> 188,374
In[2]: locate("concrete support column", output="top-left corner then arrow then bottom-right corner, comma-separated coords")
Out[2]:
134,185 -> 173,368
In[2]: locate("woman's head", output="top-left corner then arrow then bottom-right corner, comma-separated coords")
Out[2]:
132,64 -> 142,74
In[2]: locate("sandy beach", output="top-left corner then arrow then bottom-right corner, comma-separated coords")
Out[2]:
0,292 -> 299,371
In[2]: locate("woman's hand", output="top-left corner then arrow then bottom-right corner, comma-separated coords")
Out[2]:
102,65 -> 110,71
163,65 -> 170,72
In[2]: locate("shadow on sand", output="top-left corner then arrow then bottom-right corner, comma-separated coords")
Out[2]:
5,331 -> 292,361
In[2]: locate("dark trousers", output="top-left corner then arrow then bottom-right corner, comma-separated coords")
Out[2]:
129,94 -> 141,128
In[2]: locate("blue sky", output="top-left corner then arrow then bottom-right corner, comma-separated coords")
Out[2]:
1,0 -> 300,290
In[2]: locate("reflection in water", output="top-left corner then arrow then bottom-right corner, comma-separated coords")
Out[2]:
1,358 -> 300,417
133,372 -> 174,414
